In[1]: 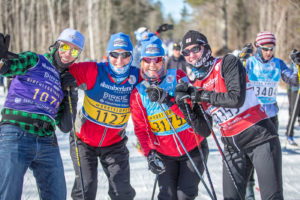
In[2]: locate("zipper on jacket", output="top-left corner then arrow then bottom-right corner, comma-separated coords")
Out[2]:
98,127 -> 108,147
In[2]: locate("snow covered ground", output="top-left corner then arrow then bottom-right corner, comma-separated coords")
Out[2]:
0,86 -> 298,200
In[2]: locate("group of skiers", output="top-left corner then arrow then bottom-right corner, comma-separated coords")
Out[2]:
0,26 -> 299,200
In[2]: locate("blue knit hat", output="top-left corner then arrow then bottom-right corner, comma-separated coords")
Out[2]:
57,28 -> 85,50
107,32 -> 133,52
140,36 -> 165,61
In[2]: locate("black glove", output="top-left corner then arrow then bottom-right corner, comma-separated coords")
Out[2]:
174,82 -> 195,125
0,33 -> 10,59
239,43 -> 253,61
60,71 -> 77,90
175,81 -> 203,104
174,81 -> 190,105
146,85 -> 172,105
147,150 -> 165,175
290,49 -> 300,65
156,24 -> 174,34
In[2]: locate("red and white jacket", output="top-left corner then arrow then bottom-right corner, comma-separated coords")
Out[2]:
193,58 -> 267,137
69,62 -> 141,147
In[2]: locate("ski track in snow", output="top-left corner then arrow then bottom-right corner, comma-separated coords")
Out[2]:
0,87 -> 298,200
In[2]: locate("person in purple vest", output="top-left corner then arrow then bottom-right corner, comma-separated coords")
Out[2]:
0,28 -> 85,200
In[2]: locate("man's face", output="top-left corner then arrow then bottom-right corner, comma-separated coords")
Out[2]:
173,49 -> 181,58
259,44 -> 275,61
108,49 -> 132,69
58,41 -> 81,63
182,44 -> 204,65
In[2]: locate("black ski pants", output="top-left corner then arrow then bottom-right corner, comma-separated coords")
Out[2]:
245,115 -> 279,188
157,139 -> 209,200
286,89 -> 300,137
223,137 -> 283,200
69,134 -> 135,200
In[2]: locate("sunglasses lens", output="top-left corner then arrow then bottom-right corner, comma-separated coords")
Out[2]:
109,52 -> 119,58
60,44 -> 70,51
191,46 -> 201,53
110,52 -> 131,59
71,49 -> 80,58
121,52 -> 131,58
182,46 -> 201,56
60,44 -> 80,58
260,46 -> 274,52
143,57 -> 163,63
143,57 -> 152,63
182,49 -> 190,56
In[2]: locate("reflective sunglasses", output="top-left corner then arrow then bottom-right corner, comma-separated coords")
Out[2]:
143,57 -> 163,64
182,45 -> 201,56
259,45 -> 275,52
59,44 -> 81,58
109,51 -> 131,59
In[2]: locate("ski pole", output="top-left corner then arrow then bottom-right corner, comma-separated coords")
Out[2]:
151,174 -> 159,200
183,101 -> 217,200
67,87 -> 86,200
157,102 -> 215,200
286,63 -> 300,140
197,103 -> 243,200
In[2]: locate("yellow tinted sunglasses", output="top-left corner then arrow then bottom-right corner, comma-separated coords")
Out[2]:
59,44 -> 81,58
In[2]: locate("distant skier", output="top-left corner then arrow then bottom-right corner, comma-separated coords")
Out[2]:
246,31 -> 299,146
132,24 -> 173,68
286,49 -> 300,147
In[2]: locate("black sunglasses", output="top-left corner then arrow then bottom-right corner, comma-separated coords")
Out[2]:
109,51 -> 131,59
182,46 -> 201,56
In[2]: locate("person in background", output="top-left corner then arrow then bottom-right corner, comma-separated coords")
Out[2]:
132,24 -> 173,68
132,27 -> 151,67
246,31 -> 299,145
130,36 -> 210,200
0,28 -> 83,199
68,32 -> 139,200
166,42 -> 188,73
285,50 -> 300,147
177,30 -> 283,200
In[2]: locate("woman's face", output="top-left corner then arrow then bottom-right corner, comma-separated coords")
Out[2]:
182,44 -> 204,65
259,44 -> 275,61
58,41 -> 81,64
141,56 -> 164,78
109,49 -> 132,68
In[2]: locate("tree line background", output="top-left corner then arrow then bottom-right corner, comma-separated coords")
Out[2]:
0,0 -> 299,62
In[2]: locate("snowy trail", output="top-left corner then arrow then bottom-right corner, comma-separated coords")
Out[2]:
0,87 -> 297,200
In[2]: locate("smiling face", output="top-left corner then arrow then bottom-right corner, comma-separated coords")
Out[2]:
141,56 -> 164,78
108,49 -> 132,69
182,44 -> 204,65
58,41 -> 81,64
